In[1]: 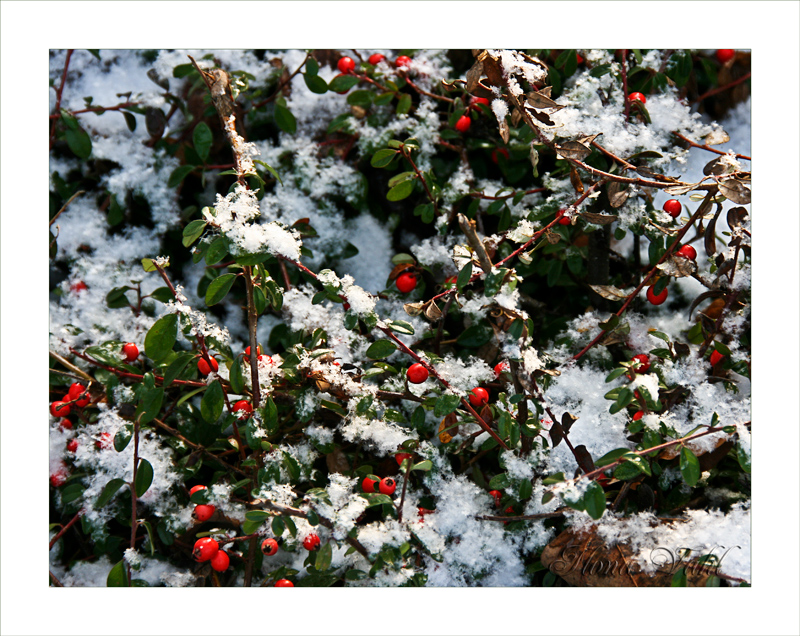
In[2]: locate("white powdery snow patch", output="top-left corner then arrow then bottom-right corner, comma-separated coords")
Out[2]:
338,213 -> 395,294
410,234 -> 458,275
339,415 -> 415,457
433,355 -> 494,393
312,474 -> 369,541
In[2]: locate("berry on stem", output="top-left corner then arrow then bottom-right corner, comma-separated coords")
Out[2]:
489,490 -> 502,507
58,418 -> 73,431
232,400 -> 253,419
192,537 -> 219,562
406,363 -> 429,384
557,209 -> 571,226
189,485 -> 207,497
632,410 -> 644,421
368,53 -> 385,66
337,56 -> 355,74
261,538 -> 279,556
469,387 -> 489,407
395,452 -> 413,466
274,579 -> 294,587
210,550 -> 230,572
197,356 -> 219,376
455,115 -> 471,133
395,55 -> 412,68
50,470 -> 68,487
122,343 -> 139,362
50,401 -> 71,417
379,477 -> 396,495
362,477 -> 378,493
193,504 -> 216,522
303,534 -> 321,551
245,345 -> 263,358
676,245 -> 697,260
663,199 -> 682,218
470,96 -> 490,108
494,361 -> 510,378
67,439 -> 79,452
709,350 -> 725,366
716,49 -> 735,64
628,92 -> 646,104
646,285 -> 668,306
631,354 -> 650,374
395,272 -> 417,293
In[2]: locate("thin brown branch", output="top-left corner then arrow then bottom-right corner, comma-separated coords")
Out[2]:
49,190 -> 84,227
50,49 -> 73,150
49,508 -> 85,550
251,52 -> 311,109
152,419 -> 248,478
672,132 -> 751,161
692,71 -> 751,105
477,508 -> 568,522
405,76 -> 455,103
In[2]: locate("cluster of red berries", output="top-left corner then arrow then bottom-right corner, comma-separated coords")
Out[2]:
192,537 -> 230,572
454,94 -> 491,134
50,381 -> 91,419
362,475 -> 397,496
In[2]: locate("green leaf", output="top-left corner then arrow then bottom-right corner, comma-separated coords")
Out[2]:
271,516 -> 286,538
434,393 -> 461,418
114,424 -> 133,452
362,493 -> 394,508
229,357 -> 245,394
205,273 -> 237,306
306,509 -> 320,526
679,446 -> 701,486
543,472 -> 565,485
96,478 -> 127,508
274,104 -> 297,134
134,458 -> 154,497
144,313 -> 178,362
347,90 -> 373,107
123,111 -> 137,132
365,339 -> 397,360
583,480 -> 606,520
135,386 -> 163,425
457,323 -> 492,348
149,287 -> 175,303
671,567 -> 688,587
245,510 -> 271,523
411,460 -> 432,472
282,452 -> 300,482
386,179 -> 414,202
457,261 -> 473,291
315,542 -> 333,571
303,73 -> 328,94
167,164 -> 195,188
371,148 -> 397,168
192,122 -> 213,162
518,479 -> 533,501
386,320 -> 415,335
484,267 -> 509,296
605,367 -> 629,383
65,126 -> 92,159
141,258 -> 157,272
107,560 -> 129,587
488,473 -> 510,490
163,352 -> 195,388
328,74 -> 359,93
201,380 -> 224,423
182,219 -> 207,248
106,286 -> 132,309
396,93 -> 411,115
242,520 -> 262,535
595,448 -> 631,467
345,569 -> 367,581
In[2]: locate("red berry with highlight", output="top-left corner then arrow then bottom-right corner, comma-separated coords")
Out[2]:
303,534 -> 321,551
232,400 -> 253,419
194,504 -> 216,522
494,361 -> 510,378
395,452 -> 413,466
455,115 -> 471,133
261,538 -> 279,556
709,350 -> 725,366
676,245 -> 697,260
122,343 -> 139,362
50,401 -> 71,417
646,285 -> 668,306
395,272 -> 417,293
67,439 -> 79,452
189,485 -> 207,497
716,49 -> 735,64
210,550 -> 230,572
395,55 -> 412,68
58,418 -> 72,431
197,356 -> 219,376
489,490 -> 502,507
632,410 -> 644,421
337,56 -> 355,74
362,477 -> 378,493
406,363 -> 429,384
274,579 -> 294,587
470,96 -> 490,108
469,387 -> 489,407
193,537 -> 219,562
628,92 -> 646,104
379,477 -> 397,495
557,209 -> 571,225
663,199 -> 682,218
50,470 -> 68,487
632,354 -> 650,374
368,53 -> 385,65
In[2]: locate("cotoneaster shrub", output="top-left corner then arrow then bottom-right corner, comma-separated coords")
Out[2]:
49,48 -> 751,588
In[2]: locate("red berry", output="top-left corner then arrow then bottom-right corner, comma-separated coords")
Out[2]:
489,490 -> 502,507
470,96 -> 490,108
192,537 -> 219,562
362,477 -> 378,493
676,245 -> 697,260
491,148 -> 509,164
395,272 -> 417,294
337,56 -> 355,74
50,470 -> 68,487
193,504 -> 216,522
710,349 -> 725,366
469,387 -> 489,407
494,361 -> 510,378
67,439 -> 79,452
455,115 -> 471,133
122,343 -> 139,362
631,354 -> 650,374
395,452 -> 413,466
504,506 -> 515,515
274,579 -> 294,587
646,285 -> 668,306
232,400 -> 253,419
406,363 -> 429,384
379,477 -> 397,495
210,549 -> 230,572
303,534 -> 321,551
395,55 -> 412,68
716,49 -> 735,64
197,356 -> 219,376
368,53 -> 385,65
71,280 -> 88,294
576,53 -> 584,64
628,92 -> 646,104
58,418 -> 73,431
557,209 -> 571,225
245,345 -> 263,357
663,199 -> 682,218
261,538 -> 279,556
189,485 -> 207,496
632,410 -> 644,421
95,432 -> 112,450
50,401 -> 71,417
443,275 -> 457,288
68,383 -> 85,400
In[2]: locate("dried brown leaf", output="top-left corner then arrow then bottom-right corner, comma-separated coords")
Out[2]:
580,211 -> 618,225
657,255 -> 698,278
718,177 -> 751,204
569,166 -> 585,194
663,182 -> 701,196
438,413 -> 459,444
403,302 -> 425,317
726,206 -> 749,232
424,301 -> 443,322
498,118 -> 510,145
465,59 -> 484,93
702,157 -> 727,176
704,128 -> 730,146
607,180 -> 630,208
526,91 -> 560,110
482,54 -> 504,87
589,284 -> 632,301
555,141 -> 591,162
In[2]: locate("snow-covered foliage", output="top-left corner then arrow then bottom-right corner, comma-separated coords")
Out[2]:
46,47 -> 753,596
